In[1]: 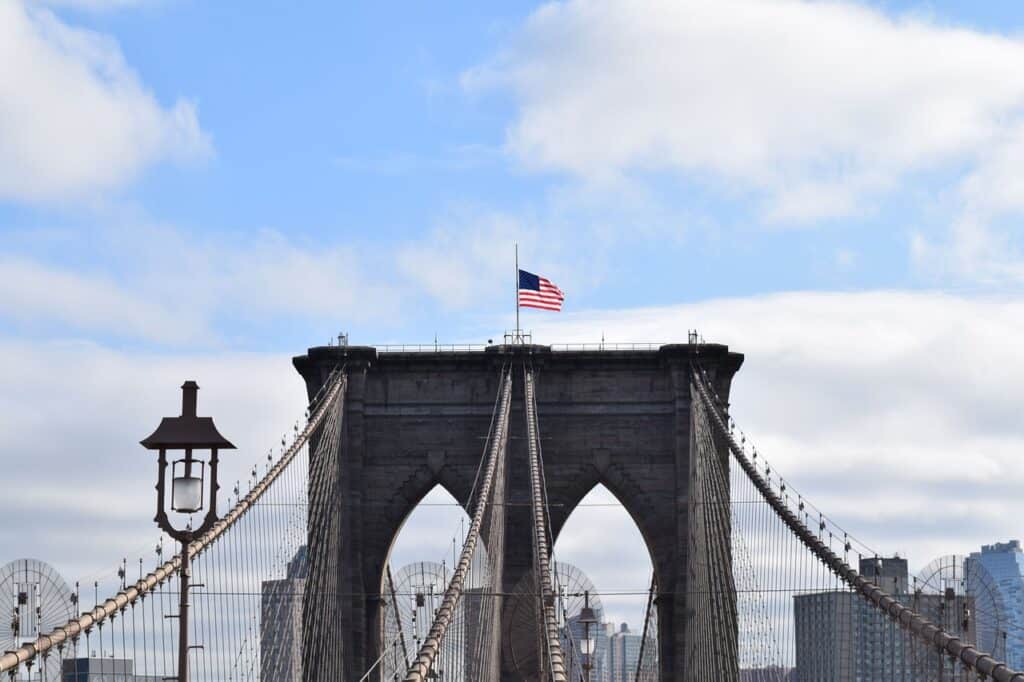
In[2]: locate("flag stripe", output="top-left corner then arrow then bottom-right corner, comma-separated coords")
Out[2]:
518,292 -> 563,300
516,292 -> 565,301
518,295 -> 563,309
518,291 -> 564,300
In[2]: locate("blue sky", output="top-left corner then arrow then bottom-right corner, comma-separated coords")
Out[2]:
6,0 -> 1024,634
6,0 -> 1024,354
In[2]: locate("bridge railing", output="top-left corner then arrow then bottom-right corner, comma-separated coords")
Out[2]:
375,343 -> 488,353
548,342 -> 665,351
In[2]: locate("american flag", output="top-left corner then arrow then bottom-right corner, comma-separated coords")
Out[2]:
518,269 -> 565,311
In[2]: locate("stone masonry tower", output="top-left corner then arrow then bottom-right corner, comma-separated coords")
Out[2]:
293,341 -> 743,680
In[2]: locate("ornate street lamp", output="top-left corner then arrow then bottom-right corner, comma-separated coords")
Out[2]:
141,381 -> 234,682
579,591 -> 598,682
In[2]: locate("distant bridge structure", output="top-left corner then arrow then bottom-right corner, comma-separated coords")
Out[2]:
1,340 -> 1021,682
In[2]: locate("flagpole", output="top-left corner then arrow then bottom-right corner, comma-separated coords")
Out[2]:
515,242 -> 520,343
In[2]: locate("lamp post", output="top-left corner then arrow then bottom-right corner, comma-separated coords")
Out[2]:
578,591 -> 598,682
141,381 -> 234,682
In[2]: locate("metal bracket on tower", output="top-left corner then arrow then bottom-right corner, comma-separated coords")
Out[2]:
504,329 -> 532,345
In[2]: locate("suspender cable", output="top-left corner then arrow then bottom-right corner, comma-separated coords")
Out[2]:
524,366 -> 568,682
404,365 -> 513,682
387,564 -> 412,670
634,574 -> 658,682
302,371 -> 348,679
691,364 -> 1024,682
0,368 -> 347,676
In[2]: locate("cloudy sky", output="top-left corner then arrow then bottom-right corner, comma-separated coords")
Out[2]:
4,0 -> 1024,631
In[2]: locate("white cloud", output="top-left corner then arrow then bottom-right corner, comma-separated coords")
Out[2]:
0,1 -> 210,202
530,291 -> 1024,569
0,223 -> 403,344
0,339 -> 305,580
467,0 -> 1024,230
0,209 -> 589,344
913,120 -> 1024,283
554,485 -> 654,628
162,227 -> 397,323
0,256 -> 206,343
397,209 -> 534,309
396,205 -> 614,313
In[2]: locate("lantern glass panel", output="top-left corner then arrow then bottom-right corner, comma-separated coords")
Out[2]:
171,458 -> 205,513
172,476 -> 203,513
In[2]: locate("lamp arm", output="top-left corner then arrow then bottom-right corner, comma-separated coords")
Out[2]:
154,448 -> 173,533
193,448 -> 220,537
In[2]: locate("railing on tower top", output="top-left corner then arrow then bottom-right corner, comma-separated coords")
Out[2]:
369,342 -> 670,353
548,342 -> 665,351
374,343 -> 489,352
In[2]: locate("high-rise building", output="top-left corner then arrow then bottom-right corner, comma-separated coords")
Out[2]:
793,556 -> 975,681
608,623 -> 642,682
966,540 -> 1024,668
259,546 -> 307,681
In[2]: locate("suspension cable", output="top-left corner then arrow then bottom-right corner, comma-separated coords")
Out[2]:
691,364 -> 1024,682
524,365 -> 568,682
0,368 -> 348,675
404,364 -> 513,681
